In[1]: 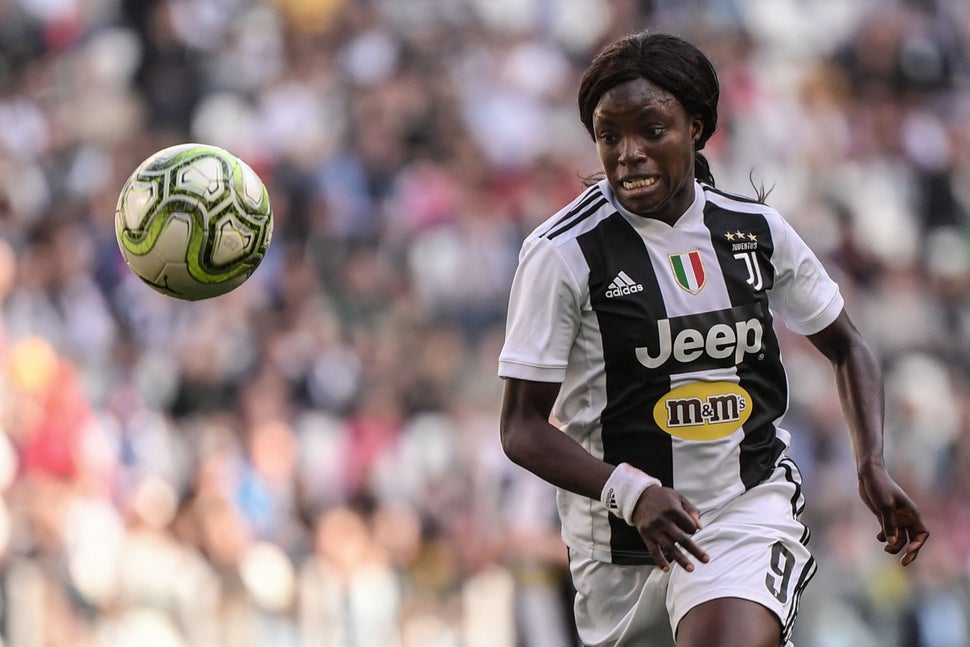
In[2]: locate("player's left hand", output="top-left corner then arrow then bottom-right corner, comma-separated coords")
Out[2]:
857,464 -> 929,566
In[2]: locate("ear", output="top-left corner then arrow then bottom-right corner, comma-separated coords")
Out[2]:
691,117 -> 704,145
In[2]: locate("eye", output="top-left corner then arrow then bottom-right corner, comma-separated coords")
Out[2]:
644,126 -> 666,139
598,131 -> 619,146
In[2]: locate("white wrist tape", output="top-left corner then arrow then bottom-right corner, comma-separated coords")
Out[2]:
601,463 -> 662,525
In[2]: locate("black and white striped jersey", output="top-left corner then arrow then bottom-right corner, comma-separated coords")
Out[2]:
498,180 -> 843,564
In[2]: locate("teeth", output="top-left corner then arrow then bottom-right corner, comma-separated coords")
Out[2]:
622,177 -> 657,190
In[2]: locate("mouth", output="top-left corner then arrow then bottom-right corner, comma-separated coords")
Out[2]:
621,176 -> 658,191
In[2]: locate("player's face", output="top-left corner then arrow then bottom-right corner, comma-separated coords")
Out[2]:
592,77 -> 703,225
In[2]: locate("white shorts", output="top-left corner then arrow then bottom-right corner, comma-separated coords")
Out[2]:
569,459 -> 816,647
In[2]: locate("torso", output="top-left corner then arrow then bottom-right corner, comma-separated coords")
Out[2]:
499,180 -> 843,563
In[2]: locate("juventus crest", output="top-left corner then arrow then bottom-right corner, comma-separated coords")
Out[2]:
726,230 -> 763,291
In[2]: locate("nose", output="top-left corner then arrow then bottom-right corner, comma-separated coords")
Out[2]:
618,136 -> 647,165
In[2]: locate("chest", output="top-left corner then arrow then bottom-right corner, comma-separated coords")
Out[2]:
576,211 -> 776,374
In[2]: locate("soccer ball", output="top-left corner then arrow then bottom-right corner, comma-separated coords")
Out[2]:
115,143 -> 273,300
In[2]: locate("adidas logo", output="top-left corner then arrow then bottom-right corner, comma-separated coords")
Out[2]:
606,271 -> 644,298
605,487 -> 618,510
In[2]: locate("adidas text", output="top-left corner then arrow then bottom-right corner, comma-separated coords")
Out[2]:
606,271 -> 644,298
606,284 -> 644,298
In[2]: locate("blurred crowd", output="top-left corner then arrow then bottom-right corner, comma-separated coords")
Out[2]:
0,0 -> 968,645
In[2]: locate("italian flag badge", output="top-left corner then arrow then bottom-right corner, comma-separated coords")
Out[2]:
669,251 -> 706,294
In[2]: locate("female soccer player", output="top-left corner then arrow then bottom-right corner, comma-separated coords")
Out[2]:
498,32 -> 928,647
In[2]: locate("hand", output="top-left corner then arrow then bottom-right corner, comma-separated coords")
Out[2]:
631,486 -> 710,573
857,465 -> 929,566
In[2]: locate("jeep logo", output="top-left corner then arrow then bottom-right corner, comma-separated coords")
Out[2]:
635,317 -> 763,370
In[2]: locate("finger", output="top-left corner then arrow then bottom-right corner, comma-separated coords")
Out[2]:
665,543 -> 697,573
901,525 -> 930,567
901,542 -> 922,566
884,538 -> 905,555
879,507 -> 898,545
649,543 -> 672,573
680,499 -> 703,530
882,527 -> 907,555
901,535 -> 927,566
676,535 -> 710,564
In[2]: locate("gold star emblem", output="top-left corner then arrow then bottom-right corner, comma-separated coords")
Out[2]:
735,230 -> 744,239
725,232 -> 735,241
747,233 -> 757,242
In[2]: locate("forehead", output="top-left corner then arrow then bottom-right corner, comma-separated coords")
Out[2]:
593,77 -> 683,122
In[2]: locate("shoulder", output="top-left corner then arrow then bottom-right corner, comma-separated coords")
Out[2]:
700,183 -> 793,239
701,184 -> 781,219
526,181 -> 615,247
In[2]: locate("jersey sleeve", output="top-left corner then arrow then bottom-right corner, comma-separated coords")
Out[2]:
498,236 -> 583,383
767,216 -> 844,336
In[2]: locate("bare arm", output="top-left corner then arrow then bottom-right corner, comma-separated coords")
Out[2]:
807,309 -> 929,565
807,310 -> 886,471
499,378 -> 613,499
499,377 -> 708,571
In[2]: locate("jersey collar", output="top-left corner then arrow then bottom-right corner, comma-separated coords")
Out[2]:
603,180 -> 706,232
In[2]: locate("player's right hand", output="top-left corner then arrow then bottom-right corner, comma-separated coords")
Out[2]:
631,486 -> 711,572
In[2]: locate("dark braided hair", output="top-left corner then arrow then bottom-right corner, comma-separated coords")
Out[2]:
578,32 -> 720,186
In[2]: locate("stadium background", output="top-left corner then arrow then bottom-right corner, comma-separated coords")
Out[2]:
0,0 -> 968,645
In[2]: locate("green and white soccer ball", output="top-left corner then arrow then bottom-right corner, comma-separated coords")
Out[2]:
115,143 -> 273,300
